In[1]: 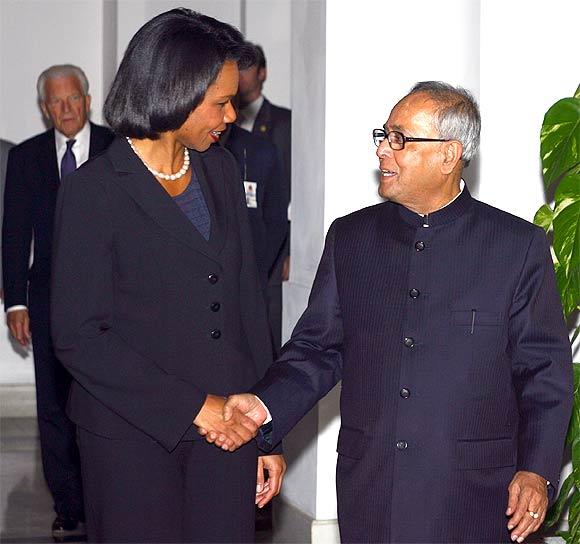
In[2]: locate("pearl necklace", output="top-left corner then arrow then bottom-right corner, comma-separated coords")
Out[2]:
126,137 -> 190,181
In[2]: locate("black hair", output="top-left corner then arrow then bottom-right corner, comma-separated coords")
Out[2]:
253,44 -> 266,70
104,8 -> 255,139
243,41 -> 266,70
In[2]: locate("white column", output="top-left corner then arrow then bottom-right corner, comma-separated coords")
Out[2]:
244,0 -> 292,109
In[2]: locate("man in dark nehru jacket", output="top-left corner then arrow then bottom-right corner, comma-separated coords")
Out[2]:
2,64 -> 113,538
237,42 -> 291,355
214,82 -> 573,543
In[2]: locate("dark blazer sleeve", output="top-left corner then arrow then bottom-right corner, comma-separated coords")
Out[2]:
251,221 -> 344,450
2,145 -> 32,308
51,170 -> 207,451
0,140 -> 14,285
510,227 -> 573,489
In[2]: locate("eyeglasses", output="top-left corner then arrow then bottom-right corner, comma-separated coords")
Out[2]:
373,129 -> 450,150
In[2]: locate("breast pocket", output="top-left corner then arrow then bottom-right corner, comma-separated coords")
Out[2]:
452,310 -> 501,331
451,309 -> 509,389
456,437 -> 516,470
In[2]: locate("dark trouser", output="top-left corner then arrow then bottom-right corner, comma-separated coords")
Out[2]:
78,428 -> 258,543
29,302 -> 83,519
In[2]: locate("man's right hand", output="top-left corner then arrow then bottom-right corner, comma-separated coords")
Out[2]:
224,394 -> 268,427
7,309 -> 31,347
194,394 -> 259,452
202,394 -> 268,451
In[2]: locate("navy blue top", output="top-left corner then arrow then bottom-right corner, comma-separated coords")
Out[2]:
172,167 -> 211,241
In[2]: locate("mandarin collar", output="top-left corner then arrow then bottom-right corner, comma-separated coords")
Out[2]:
397,183 -> 473,228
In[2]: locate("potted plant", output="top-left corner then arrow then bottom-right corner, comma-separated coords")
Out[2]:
535,84 -> 580,541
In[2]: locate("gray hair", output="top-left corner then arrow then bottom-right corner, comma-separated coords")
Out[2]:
37,64 -> 89,102
408,81 -> 480,165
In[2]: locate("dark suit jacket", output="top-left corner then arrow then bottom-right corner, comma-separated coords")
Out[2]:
252,187 -> 573,543
222,124 -> 289,287
51,138 -> 273,452
252,97 -> 292,285
0,139 -> 14,284
2,123 -> 113,314
252,97 -> 291,206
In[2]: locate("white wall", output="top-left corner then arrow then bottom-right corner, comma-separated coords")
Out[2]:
245,0 -> 292,108
0,0 -> 106,142
478,0 -> 579,222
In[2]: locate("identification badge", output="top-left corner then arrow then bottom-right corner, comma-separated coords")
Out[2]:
244,181 -> 258,208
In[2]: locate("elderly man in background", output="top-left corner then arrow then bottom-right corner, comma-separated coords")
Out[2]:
211,82 -> 572,543
2,64 -> 113,537
0,138 -> 14,298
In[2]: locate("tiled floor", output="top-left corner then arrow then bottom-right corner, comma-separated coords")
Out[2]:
0,418 -> 309,544
1,418 -> 64,543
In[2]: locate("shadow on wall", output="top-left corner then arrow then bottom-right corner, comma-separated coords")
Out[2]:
465,154 -> 480,196
4,329 -> 30,359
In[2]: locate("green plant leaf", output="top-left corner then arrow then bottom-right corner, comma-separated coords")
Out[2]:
568,366 -> 580,443
541,97 -> 580,189
546,472 -> 575,526
552,174 -> 580,316
573,439 -> 580,487
534,204 -> 554,232
575,85 -> 580,100
569,491 -> 580,540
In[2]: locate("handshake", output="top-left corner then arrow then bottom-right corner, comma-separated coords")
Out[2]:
193,393 -> 268,451
194,394 -> 286,508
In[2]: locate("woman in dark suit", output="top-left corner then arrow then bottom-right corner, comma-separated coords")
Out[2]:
51,9 -> 285,543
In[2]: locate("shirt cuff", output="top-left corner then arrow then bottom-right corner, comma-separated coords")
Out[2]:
6,305 -> 27,313
254,395 -> 272,424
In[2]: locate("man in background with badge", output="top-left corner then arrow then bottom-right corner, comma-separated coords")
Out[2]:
237,42 -> 291,356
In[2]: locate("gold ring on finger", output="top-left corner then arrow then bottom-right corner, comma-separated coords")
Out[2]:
528,510 -> 539,519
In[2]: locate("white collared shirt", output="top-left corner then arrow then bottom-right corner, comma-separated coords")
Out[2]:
237,95 -> 264,133
6,122 -> 92,314
419,179 -> 465,216
55,121 -> 91,178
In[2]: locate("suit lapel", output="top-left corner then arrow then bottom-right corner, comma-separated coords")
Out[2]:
88,122 -> 102,157
252,99 -> 272,137
192,149 -> 228,256
107,138 -> 223,263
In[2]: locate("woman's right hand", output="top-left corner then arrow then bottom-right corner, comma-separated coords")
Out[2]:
194,394 -> 259,452
7,309 -> 31,347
